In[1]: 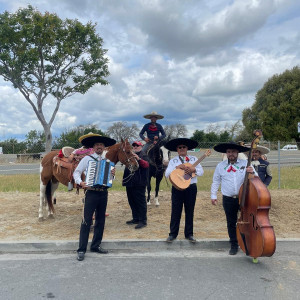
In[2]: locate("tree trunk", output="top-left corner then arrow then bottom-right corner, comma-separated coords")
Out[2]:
44,126 -> 52,153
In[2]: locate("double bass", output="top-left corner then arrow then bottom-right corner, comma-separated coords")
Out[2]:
236,130 -> 276,262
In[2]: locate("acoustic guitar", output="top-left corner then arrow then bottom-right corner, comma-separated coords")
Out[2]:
169,149 -> 211,190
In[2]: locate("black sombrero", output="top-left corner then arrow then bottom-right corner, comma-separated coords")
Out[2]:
79,132 -> 116,148
165,138 -> 198,152
213,141 -> 250,153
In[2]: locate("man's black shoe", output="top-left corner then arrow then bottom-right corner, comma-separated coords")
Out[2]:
135,223 -> 147,229
126,219 -> 139,225
90,246 -> 109,254
229,247 -> 238,255
166,235 -> 176,243
77,251 -> 85,261
186,236 -> 196,243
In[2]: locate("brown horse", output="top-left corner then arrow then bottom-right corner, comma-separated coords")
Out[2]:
38,139 -> 139,220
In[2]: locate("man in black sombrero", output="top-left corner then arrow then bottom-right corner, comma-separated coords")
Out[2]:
211,141 -> 256,255
139,111 -> 166,155
73,132 -> 116,261
165,138 -> 204,243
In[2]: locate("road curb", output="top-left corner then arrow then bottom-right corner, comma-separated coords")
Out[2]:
0,238 -> 299,253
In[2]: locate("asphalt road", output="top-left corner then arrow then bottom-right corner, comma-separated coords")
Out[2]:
0,240 -> 299,300
1,150 -> 300,174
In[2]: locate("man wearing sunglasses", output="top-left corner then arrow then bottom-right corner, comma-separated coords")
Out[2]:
165,138 -> 204,243
122,141 -> 149,229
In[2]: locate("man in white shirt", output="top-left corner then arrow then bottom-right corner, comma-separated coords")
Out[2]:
73,132 -> 116,261
165,138 -> 204,243
211,142 -> 255,255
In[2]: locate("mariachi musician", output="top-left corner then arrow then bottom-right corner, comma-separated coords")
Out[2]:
73,132 -> 116,261
250,145 -> 272,186
211,141 -> 257,255
165,138 -> 204,243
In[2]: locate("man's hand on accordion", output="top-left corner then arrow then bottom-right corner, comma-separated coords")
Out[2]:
80,181 -> 89,189
111,167 -> 116,177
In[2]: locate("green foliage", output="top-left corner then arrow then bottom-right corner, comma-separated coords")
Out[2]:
25,130 -> 45,153
190,129 -> 231,147
0,138 -> 26,154
242,66 -> 300,142
52,125 -> 106,149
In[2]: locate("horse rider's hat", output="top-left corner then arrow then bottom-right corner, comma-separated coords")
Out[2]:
244,144 -> 270,155
165,138 -> 198,152
143,111 -> 164,119
214,141 -> 250,153
79,132 -> 116,148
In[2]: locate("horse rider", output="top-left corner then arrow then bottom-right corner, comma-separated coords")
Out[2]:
122,140 -> 149,229
211,141 -> 257,255
73,132 -> 116,261
139,111 -> 166,155
165,138 -> 204,243
249,145 -> 272,186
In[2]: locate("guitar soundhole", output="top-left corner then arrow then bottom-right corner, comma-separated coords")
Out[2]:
184,174 -> 191,180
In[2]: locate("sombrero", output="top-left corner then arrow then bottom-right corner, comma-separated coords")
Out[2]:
143,111 -> 164,119
214,141 -> 250,153
79,132 -> 116,148
165,138 -> 198,152
244,144 -> 270,155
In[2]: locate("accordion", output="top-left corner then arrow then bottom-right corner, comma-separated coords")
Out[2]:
86,159 -> 115,188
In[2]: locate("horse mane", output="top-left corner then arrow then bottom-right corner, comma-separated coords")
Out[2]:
105,143 -> 120,164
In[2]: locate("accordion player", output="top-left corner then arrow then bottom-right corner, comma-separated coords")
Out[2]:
85,159 -> 115,188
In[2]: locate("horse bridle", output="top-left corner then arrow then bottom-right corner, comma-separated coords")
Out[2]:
119,140 -> 139,173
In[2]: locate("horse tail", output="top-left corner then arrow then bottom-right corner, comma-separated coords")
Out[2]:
45,180 -> 55,213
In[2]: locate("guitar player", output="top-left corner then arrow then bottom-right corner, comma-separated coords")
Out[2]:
164,138 -> 204,243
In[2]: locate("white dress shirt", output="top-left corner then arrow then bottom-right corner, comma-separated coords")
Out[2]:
73,153 -> 102,185
165,155 -> 204,185
211,159 -> 257,199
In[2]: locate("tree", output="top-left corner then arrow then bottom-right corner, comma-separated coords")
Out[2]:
0,6 -> 109,152
25,130 -> 45,153
106,122 -> 139,142
242,66 -> 300,143
190,129 -> 205,144
164,124 -> 187,141
0,138 -> 26,154
52,124 -> 106,149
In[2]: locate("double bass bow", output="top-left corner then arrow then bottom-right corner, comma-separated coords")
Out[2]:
236,130 -> 276,262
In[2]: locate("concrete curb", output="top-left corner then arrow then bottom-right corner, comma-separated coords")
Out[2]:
0,238 -> 299,253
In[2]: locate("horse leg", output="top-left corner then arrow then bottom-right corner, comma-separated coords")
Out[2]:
147,177 -> 152,205
48,182 -> 59,218
154,172 -> 164,206
39,182 -> 46,221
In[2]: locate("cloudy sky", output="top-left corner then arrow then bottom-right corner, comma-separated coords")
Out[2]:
0,0 -> 299,141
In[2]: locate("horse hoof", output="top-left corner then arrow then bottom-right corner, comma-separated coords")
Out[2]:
48,214 -> 55,219
147,202 -> 151,206
38,217 -> 44,222
155,203 -> 160,207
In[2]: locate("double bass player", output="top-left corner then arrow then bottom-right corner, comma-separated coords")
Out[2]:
210,142 -> 257,255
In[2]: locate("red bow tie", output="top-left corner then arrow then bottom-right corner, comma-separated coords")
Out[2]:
227,165 -> 236,172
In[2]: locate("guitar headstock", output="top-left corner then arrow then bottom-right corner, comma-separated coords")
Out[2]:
205,149 -> 212,157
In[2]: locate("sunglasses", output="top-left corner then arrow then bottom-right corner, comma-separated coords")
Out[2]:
177,146 -> 187,149
132,144 -> 141,147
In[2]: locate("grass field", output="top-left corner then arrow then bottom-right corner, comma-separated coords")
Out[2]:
0,166 -> 299,192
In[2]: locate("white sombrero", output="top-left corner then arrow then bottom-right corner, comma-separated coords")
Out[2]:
143,111 -> 164,119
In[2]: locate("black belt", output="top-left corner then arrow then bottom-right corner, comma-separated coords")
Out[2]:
224,195 -> 239,199
86,187 -> 107,192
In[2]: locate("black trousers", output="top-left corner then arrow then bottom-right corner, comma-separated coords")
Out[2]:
222,195 -> 239,247
77,190 -> 108,253
126,186 -> 147,224
169,184 -> 197,238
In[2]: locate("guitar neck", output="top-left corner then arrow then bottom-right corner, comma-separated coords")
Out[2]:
191,154 -> 207,167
